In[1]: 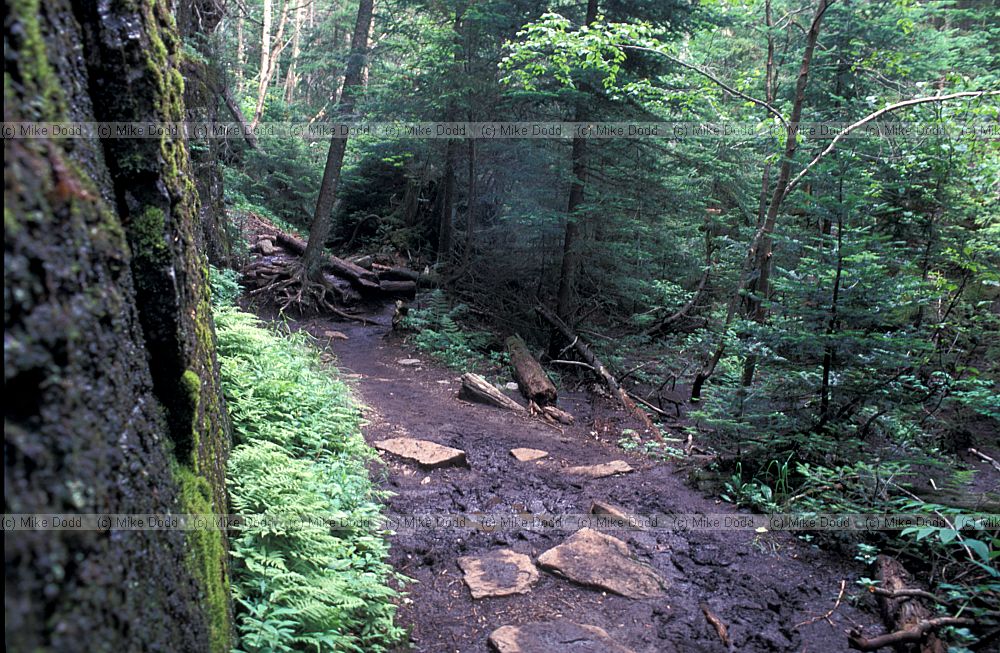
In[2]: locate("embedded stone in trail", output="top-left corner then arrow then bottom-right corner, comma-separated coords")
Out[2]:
511,448 -> 549,462
323,330 -> 349,340
374,438 -> 466,469
537,528 -> 666,599
397,358 -> 422,366
457,549 -> 539,599
590,500 -> 645,530
566,460 -> 633,478
488,620 -> 636,653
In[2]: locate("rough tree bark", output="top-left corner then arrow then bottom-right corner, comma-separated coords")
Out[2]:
6,1 -> 231,649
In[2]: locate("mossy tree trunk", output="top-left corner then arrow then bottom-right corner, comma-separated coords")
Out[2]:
5,1 -> 232,650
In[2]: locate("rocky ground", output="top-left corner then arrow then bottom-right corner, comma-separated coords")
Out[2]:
258,300 -> 891,653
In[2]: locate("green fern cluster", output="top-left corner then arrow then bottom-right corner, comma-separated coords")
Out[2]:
402,289 -> 497,370
212,277 -> 405,652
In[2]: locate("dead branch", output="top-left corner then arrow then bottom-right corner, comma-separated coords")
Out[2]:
848,617 -> 976,651
969,448 -> 1000,473
795,579 -> 846,627
537,304 -> 658,433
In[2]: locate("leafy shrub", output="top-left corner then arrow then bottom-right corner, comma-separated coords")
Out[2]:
211,269 -> 405,652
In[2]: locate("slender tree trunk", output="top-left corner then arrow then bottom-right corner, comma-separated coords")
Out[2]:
236,12 -> 246,92
439,143 -> 456,258
438,6 -> 465,261
302,0 -> 376,277
819,173 -> 845,425
741,0 -> 828,388
693,0 -> 830,400
305,0 -> 315,105
361,0 -> 377,87
284,0 -> 305,102
259,0 -> 271,96
251,0 -> 290,129
463,138 -> 476,269
554,0 -> 599,324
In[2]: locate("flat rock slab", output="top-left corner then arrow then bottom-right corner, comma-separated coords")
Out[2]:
511,448 -> 549,462
566,460 -> 633,478
457,549 -> 539,599
537,528 -> 665,599
397,358 -> 422,366
374,438 -> 466,469
489,620 -> 635,653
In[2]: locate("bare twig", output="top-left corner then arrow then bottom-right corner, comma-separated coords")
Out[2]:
870,587 -> 950,606
621,45 -> 787,127
969,448 -> 1000,473
796,579 -> 846,627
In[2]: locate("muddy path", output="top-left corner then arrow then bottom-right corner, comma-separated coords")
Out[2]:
271,302 -> 881,652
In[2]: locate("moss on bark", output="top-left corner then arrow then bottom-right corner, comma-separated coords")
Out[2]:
4,0 -> 231,650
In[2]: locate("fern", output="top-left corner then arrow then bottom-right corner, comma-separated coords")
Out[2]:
212,269 -> 407,652
402,289 -> 496,370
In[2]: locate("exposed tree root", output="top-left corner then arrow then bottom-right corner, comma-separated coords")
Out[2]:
244,257 -> 368,323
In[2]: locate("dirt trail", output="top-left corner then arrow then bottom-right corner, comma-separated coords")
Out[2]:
281,304 -> 881,653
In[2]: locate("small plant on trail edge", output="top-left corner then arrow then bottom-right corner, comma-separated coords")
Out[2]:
401,289 -> 499,372
720,462 -> 782,513
210,267 -> 407,653
618,431 -> 685,461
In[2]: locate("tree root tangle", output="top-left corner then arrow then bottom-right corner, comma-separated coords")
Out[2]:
244,258 -> 368,323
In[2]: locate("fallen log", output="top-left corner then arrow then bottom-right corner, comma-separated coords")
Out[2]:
372,263 -> 439,286
268,230 -> 381,291
506,335 -> 557,406
536,304 -> 657,432
378,280 -> 417,296
848,556 -> 953,653
458,373 -> 525,412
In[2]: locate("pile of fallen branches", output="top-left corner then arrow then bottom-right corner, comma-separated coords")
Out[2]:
241,213 -> 434,315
